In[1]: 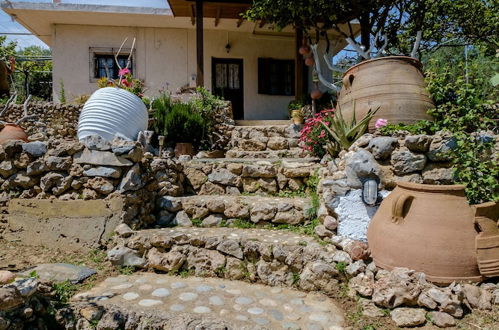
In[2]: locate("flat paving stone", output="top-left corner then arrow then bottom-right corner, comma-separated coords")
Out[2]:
73,274 -> 345,329
24,263 -> 96,284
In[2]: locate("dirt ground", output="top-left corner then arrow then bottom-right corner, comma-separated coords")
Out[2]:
1,238 -> 498,330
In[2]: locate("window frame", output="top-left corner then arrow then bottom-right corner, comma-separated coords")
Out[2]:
258,58 -> 295,96
89,47 -> 136,82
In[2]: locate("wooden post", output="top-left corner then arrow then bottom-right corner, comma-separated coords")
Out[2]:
196,0 -> 204,87
295,28 -> 305,100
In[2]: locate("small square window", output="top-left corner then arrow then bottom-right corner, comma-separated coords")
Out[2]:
258,58 -> 295,96
94,54 -> 132,79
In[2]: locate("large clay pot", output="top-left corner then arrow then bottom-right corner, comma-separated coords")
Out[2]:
77,87 -> 148,142
367,182 -> 483,284
337,56 -> 434,131
0,123 -> 28,145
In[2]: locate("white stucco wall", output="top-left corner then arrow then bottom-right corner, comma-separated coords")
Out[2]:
52,24 -> 300,120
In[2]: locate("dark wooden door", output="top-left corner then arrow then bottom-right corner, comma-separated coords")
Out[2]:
212,58 -> 244,120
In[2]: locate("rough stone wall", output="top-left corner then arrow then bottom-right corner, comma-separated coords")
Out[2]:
0,138 -> 184,229
0,102 -> 82,139
315,131 -> 499,241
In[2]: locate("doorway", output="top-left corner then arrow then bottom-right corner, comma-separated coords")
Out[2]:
212,58 -> 244,120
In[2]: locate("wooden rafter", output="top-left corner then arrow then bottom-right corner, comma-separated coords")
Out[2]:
215,6 -> 221,27
190,4 -> 195,25
236,17 -> 243,28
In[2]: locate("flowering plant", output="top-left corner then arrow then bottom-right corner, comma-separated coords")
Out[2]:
97,67 -> 145,98
300,104 -> 379,157
299,109 -> 335,157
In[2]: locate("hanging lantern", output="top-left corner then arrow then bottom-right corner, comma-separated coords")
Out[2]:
305,57 -> 315,67
299,46 -> 311,56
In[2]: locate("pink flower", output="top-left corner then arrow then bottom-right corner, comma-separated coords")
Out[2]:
119,68 -> 131,76
375,118 -> 388,129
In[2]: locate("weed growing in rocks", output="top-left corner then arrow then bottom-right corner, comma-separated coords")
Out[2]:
118,266 -> 135,275
53,280 -> 78,304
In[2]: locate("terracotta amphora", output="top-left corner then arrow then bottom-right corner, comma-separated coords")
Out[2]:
0,123 -> 28,145
474,202 -> 499,278
337,56 -> 434,132
367,182 -> 484,284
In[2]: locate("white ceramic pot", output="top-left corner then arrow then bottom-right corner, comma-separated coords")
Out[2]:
77,87 -> 148,142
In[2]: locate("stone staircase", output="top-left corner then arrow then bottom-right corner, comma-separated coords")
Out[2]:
70,124 -> 346,329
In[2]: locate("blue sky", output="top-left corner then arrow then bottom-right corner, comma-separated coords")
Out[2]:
0,0 -> 168,49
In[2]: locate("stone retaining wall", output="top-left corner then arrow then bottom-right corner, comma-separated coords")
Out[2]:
0,102 -> 82,139
0,138 -> 184,229
314,130 -> 499,241
182,160 -> 320,196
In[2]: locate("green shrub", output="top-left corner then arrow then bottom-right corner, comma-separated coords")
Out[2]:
380,53 -> 498,204
159,102 -> 205,146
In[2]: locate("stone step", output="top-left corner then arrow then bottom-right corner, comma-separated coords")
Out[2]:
182,159 -> 321,196
72,274 -> 345,329
157,195 -> 313,227
226,148 -> 311,159
107,227 -> 354,294
229,124 -> 304,153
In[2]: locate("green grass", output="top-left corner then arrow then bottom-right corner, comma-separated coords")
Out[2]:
336,261 -> 347,273
118,266 -> 135,275
191,218 -> 203,227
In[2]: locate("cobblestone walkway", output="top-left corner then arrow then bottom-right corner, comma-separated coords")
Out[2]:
73,274 -> 345,329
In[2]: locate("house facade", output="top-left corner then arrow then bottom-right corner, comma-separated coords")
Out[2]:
2,1 -> 353,121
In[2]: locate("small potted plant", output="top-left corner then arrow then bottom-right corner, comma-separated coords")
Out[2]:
288,100 -> 305,125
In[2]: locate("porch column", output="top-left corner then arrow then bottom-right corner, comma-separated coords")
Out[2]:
295,28 -> 305,100
196,0 -> 204,87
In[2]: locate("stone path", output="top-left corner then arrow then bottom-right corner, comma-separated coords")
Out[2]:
73,274 -> 345,330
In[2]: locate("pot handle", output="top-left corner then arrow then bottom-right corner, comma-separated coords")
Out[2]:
391,194 -> 412,223
342,74 -> 355,90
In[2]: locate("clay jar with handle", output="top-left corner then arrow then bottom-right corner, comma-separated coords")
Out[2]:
0,123 -> 28,145
367,182 -> 483,284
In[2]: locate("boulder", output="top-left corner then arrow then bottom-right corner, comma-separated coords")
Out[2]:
118,164 -> 143,192
241,164 -> 277,178
175,211 -> 192,227
462,284 -> 493,310
224,203 -> 250,219
0,161 -> 15,178
345,149 -> 380,188
427,132 -> 457,162
368,137 -> 398,160
404,135 -> 432,152
45,156 -> 72,171
25,263 -> 96,284
26,159 -> 47,176
422,163 -> 454,184
0,271 -> 15,285
83,166 -> 122,179
250,203 -> 277,223
107,246 -> 146,267
391,149 -> 426,175
390,308 -> 426,327
74,149 -> 133,167
80,135 -> 111,151
22,141 -> 47,157
428,311 -> 456,328
208,168 -> 240,186
267,137 -> 289,150
0,287 -> 24,312
202,214 -> 224,227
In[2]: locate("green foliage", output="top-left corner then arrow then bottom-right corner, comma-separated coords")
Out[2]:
229,218 -> 257,229
15,46 -> 52,100
335,261 -> 347,273
59,80 -> 66,104
0,36 -> 17,59
189,87 -> 227,150
380,51 -> 498,204
118,266 -> 135,275
52,280 -> 78,304
155,102 -> 205,146
288,100 -> 303,111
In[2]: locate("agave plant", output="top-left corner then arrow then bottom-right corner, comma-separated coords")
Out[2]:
319,102 -> 379,155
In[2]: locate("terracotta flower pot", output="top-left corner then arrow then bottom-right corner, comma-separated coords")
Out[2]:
0,123 -> 28,145
367,182 -> 492,284
337,56 -> 434,132
175,143 -> 195,157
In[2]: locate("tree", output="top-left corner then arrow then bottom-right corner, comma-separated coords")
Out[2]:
15,46 -> 52,100
0,36 -> 17,59
246,0 -> 498,58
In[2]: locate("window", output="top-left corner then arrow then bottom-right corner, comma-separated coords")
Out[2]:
94,54 -> 132,79
258,58 -> 295,96
89,47 -> 135,81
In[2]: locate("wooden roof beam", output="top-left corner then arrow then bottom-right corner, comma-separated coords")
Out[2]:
215,6 -> 221,27
236,17 -> 243,27
190,4 -> 195,25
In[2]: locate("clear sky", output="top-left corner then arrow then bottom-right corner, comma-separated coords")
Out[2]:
0,0 -> 169,49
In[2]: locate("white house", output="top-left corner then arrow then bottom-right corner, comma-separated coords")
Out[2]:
2,1 -> 356,121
